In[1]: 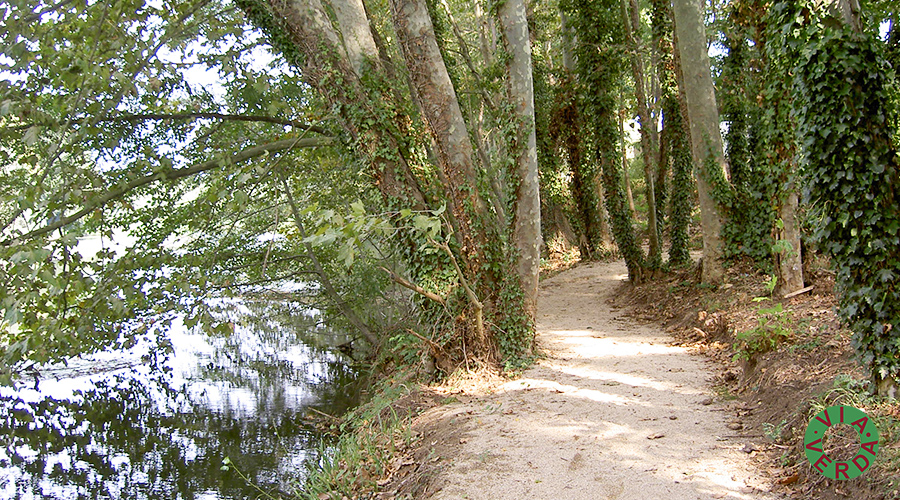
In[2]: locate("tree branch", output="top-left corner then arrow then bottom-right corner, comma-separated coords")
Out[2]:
281,177 -> 381,348
5,112 -> 332,136
2,137 -> 333,246
379,266 -> 446,305
20,0 -> 79,23
431,237 -> 485,344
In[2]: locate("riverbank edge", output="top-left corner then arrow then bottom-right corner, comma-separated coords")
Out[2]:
297,370 -> 478,500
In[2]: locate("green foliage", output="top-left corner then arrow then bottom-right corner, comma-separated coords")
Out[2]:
763,418 -> 789,442
781,0 -> 900,385
561,0 -> 646,281
732,301 -> 792,361
300,382 -> 420,499
719,18 -> 777,266
651,0 -> 692,267
0,0 -> 292,380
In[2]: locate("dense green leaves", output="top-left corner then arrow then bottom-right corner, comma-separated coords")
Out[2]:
0,0 -> 351,382
783,1 -> 900,387
561,0 -> 647,281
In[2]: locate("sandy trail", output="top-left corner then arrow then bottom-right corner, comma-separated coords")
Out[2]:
422,260 -> 782,500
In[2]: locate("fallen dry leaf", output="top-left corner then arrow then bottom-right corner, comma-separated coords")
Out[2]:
777,474 -> 800,485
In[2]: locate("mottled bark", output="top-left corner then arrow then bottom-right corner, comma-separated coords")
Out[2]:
330,0 -> 379,75
498,0 -> 541,320
672,0 -> 727,284
390,0 -> 492,273
775,189 -> 804,296
263,0 -> 426,208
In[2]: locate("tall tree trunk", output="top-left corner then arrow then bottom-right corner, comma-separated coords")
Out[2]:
559,11 -> 610,258
624,164 -> 637,219
330,0 -> 379,75
594,180 -> 614,250
246,0 -> 427,208
672,0 -> 727,284
739,2 -> 805,296
623,0 -> 661,268
390,0 -> 493,276
652,0 -> 691,266
619,108 -> 638,222
497,0 -> 541,321
476,0 -> 496,65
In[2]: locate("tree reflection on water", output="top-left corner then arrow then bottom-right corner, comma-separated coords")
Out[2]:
0,298 -> 361,499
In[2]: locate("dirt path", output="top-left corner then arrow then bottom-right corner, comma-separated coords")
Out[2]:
416,260 -> 783,500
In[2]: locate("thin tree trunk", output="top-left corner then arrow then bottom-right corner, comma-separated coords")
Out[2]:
595,181 -> 614,250
561,11 -> 576,71
775,188 -> 804,296
672,0 -> 727,284
476,0 -> 496,65
619,109 -> 638,221
623,0 -> 661,267
283,180 -> 379,347
498,0 -> 541,321
624,168 -> 637,219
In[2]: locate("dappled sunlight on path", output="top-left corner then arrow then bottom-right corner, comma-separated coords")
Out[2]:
424,261 -> 782,500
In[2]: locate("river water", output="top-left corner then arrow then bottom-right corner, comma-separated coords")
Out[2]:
0,298 -> 361,499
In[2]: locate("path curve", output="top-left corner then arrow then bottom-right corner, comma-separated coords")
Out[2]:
422,260 -> 782,500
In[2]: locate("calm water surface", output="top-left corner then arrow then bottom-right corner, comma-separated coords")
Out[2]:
0,298 -> 361,499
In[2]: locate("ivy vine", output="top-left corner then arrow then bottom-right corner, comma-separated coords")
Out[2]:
782,0 -> 900,386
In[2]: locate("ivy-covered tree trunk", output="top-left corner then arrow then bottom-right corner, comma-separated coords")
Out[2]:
498,0 -> 542,321
552,78 -> 609,259
789,0 -> 900,397
672,0 -> 727,284
720,21 -> 772,266
751,0 -> 807,296
652,0 -> 691,267
555,17 -> 611,260
622,0 -> 661,269
562,0 -> 646,282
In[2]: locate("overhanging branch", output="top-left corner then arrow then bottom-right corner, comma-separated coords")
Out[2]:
5,112 -> 332,136
2,136 -> 334,246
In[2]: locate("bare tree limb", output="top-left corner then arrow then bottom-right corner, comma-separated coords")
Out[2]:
2,137 -> 333,246
379,266 -> 446,305
405,328 -> 443,354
